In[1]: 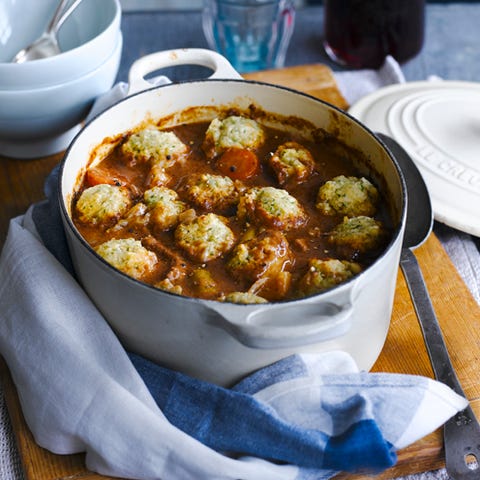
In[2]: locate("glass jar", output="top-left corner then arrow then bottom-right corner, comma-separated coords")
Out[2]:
323,0 -> 425,69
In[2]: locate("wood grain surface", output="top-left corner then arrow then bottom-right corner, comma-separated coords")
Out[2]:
1,63 -> 479,480
244,63 -> 350,110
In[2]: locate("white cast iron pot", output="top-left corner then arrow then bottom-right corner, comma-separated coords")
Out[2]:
59,49 -> 406,386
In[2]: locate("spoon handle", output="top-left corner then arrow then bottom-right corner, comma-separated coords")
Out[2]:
400,248 -> 462,390
53,0 -> 85,34
47,0 -> 70,33
400,247 -> 480,479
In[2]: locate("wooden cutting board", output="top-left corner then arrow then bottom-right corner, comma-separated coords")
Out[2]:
1,64 -> 480,480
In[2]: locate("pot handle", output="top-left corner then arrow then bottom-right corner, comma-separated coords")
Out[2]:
128,48 -> 242,95
204,299 -> 354,349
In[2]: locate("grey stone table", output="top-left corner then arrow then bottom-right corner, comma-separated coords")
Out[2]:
1,3 -> 479,480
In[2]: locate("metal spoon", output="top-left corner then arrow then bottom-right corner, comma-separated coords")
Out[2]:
377,133 -> 480,479
11,0 -> 84,63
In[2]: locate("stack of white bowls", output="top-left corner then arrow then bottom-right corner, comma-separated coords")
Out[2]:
0,0 -> 122,159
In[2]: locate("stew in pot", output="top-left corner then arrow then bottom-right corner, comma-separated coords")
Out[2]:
72,108 -> 392,303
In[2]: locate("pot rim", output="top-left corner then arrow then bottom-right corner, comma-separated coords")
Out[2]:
58,77 -> 407,308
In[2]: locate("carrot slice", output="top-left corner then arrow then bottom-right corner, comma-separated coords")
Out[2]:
85,166 -> 125,187
217,148 -> 259,180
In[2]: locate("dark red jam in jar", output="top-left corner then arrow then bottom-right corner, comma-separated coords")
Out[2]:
324,0 -> 425,69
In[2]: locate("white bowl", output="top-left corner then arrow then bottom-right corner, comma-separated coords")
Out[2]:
0,0 -> 121,89
0,32 -> 123,159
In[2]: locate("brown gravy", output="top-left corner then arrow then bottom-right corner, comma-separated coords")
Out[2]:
72,118 -> 392,302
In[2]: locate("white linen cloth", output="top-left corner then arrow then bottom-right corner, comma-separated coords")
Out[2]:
0,55 -> 471,480
335,55 -> 406,105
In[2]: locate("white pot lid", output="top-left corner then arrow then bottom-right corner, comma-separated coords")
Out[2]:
348,80 -> 480,237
